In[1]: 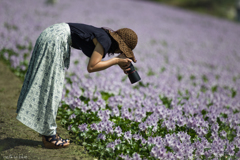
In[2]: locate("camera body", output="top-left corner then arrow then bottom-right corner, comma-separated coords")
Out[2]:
127,63 -> 141,84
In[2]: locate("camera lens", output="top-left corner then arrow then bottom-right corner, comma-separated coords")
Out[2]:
127,63 -> 141,84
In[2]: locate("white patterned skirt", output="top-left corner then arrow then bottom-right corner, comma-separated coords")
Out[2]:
16,23 -> 71,136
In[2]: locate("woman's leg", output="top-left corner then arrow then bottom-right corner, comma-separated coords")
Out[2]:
16,23 -> 71,137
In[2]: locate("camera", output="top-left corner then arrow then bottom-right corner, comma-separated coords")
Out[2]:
127,62 -> 141,84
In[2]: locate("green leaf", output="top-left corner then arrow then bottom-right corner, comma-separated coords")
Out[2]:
211,85 -> 218,93
74,108 -> 81,115
177,74 -> 183,81
121,75 -> 128,82
106,148 -> 112,152
100,91 -> 114,101
147,144 -> 154,151
98,144 -> 104,150
160,67 -> 166,73
202,75 -> 208,83
60,118 -> 67,125
231,88 -> 237,98
126,149 -> 131,154
71,126 -> 78,133
115,144 -> 121,150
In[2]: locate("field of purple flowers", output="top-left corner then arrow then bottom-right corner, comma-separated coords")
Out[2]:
1,0 -> 240,159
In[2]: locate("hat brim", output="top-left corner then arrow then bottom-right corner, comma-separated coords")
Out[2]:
109,31 -> 137,63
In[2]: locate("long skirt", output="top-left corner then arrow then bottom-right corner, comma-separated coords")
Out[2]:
16,23 -> 72,136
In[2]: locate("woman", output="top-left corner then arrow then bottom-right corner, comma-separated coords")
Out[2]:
15,22 -> 138,149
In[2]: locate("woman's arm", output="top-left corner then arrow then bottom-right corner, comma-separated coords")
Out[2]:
87,38 -> 118,73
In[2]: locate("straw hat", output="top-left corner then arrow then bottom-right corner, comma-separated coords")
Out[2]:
108,28 -> 138,63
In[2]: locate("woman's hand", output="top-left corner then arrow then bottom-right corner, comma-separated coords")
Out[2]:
117,53 -> 132,74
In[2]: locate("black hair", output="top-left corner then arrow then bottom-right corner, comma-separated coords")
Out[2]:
101,27 -> 120,56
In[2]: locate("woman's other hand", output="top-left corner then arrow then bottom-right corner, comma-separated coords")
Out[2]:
117,53 -> 132,74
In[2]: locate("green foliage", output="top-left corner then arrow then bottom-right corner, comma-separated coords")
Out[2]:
231,88 -> 237,98
211,85 -> 218,93
177,74 -> 183,81
159,95 -> 172,109
147,68 -> 155,76
154,0 -> 237,8
152,0 -> 238,20
190,75 -> 196,80
4,22 -> 18,31
160,67 -> 166,73
202,75 -> 208,83
100,91 -> 114,101
121,75 -> 128,82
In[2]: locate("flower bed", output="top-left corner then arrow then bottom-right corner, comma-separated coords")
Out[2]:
0,0 -> 240,159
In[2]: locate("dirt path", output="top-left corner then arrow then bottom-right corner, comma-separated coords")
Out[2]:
0,61 -> 94,160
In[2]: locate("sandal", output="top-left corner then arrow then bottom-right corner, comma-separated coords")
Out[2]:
42,134 -> 70,149
56,133 -> 70,144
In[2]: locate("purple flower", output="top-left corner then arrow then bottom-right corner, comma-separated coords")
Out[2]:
155,139 -> 164,148
65,84 -> 72,91
80,104 -> 89,113
97,133 -> 106,141
71,98 -> 84,109
133,133 -> 142,141
204,150 -> 213,159
20,65 -> 26,71
90,123 -> 98,131
165,152 -> 175,160
228,149 -> 235,156
111,107 -> 120,117
83,90 -> 94,99
114,139 -> 121,145
105,125 -> 114,134
114,126 -> 122,137
138,122 -> 147,131
93,91 -> 101,99
96,98 -> 106,109
106,142 -> 115,150
236,150 -> 240,158
147,136 -> 155,144
156,146 -> 167,159
91,104 -> 99,112
119,154 -> 131,160
211,123 -> 219,132
132,153 -> 142,160
150,146 -> 158,158
174,151 -> 183,159
141,138 -> 147,144
134,115 -> 143,123
68,124 -> 72,131
78,123 -> 88,132
69,84 -> 82,97
220,130 -> 227,137
97,110 -> 110,120
122,110 -> 134,120
124,131 -> 132,140
65,96 -> 74,106
69,113 -> 76,120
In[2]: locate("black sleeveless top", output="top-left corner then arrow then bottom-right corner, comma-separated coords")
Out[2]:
67,23 -> 112,59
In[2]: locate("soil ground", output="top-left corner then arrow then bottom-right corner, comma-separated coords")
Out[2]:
0,60 -> 95,160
